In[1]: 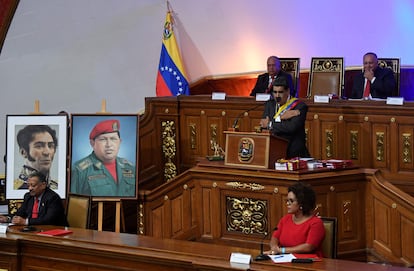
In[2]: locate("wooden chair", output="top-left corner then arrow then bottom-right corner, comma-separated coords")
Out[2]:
280,58 -> 300,96
307,57 -> 344,98
377,58 -> 400,97
66,193 -> 92,229
321,217 -> 338,258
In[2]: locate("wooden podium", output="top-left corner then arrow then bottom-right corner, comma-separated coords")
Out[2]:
224,131 -> 288,169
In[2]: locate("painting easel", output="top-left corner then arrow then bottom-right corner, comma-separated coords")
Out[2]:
93,198 -> 123,233
93,99 -> 123,233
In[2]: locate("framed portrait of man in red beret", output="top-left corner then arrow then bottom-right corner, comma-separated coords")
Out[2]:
5,115 -> 68,199
69,114 -> 138,199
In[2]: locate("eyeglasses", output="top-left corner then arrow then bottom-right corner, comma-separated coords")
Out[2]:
286,199 -> 297,205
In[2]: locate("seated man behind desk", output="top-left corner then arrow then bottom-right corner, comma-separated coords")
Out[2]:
250,55 -> 295,97
0,172 -> 68,226
351,52 -> 396,99
260,77 -> 310,159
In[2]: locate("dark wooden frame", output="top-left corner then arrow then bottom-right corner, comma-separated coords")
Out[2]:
0,0 -> 20,53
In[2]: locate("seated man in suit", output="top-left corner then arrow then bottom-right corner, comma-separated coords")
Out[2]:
250,56 -> 295,97
0,171 -> 68,226
260,77 -> 310,158
351,52 -> 396,99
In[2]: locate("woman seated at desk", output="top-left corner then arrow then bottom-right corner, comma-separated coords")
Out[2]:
267,182 -> 325,257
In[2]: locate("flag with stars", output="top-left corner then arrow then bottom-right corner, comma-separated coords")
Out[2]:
156,11 -> 189,96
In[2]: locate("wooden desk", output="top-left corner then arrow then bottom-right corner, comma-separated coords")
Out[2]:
1,225 -> 412,271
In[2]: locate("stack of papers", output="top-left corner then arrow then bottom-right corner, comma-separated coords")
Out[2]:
268,253 -> 321,263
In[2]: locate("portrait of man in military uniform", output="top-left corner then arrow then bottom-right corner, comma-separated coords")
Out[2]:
6,115 -> 68,200
14,125 -> 59,190
70,115 -> 138,198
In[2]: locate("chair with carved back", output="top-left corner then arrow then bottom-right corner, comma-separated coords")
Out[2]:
377,58 -> 400,97
280,58 -> 300,96
307,57 -> 344,98
320,216 -> 338,258
66,193 -> 92,229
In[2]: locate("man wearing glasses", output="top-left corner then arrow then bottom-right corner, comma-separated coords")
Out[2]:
260,77 -> 310,158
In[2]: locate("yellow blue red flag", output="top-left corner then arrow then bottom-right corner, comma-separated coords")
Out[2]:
156,11 -> 189,96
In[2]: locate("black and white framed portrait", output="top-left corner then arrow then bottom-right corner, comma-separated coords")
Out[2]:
70,114 -> 138,199
6,115 -> 68,199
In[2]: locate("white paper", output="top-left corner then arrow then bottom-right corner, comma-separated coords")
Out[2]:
230,252 -> 251,264
212,92 -> 226,100
256,93 -> 271,101
269,253 -> 296,263
386,97 -> 404,105
313,95 -> 330,103
0,224 -> 8,234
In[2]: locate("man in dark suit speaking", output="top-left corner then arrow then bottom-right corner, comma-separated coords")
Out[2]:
250,56 -> 295,97
351,52 -> 396,99
0,171 -> 67,226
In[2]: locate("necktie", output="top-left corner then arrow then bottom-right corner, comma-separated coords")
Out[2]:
267,76 -> 274,93
32,197 -> 39,218
363,80 -> 371,98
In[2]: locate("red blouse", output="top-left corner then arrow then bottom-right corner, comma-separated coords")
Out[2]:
272,214 -> 326,257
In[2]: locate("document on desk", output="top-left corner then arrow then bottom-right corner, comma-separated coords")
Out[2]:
268,253 -> 296,263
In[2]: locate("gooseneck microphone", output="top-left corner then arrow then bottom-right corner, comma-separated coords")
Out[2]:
255,227 -> 278,261
232,103 -> 264,129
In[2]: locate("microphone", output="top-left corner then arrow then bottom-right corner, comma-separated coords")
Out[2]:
255,227 -> 278,261
232,103 -> 264,129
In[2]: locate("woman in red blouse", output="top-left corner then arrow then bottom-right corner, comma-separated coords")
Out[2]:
268,182 -> 325,257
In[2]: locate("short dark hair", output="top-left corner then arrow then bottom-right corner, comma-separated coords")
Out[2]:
364,52 -> 378,59
28,171 -> 47,184
288,182 -> 316,216
16,125 -> 58,155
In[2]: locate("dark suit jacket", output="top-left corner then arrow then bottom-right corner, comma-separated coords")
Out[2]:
15,187 -> 68,226
263,99 -> 310,158
250,71 -> 295,97
351,67 -> 396,99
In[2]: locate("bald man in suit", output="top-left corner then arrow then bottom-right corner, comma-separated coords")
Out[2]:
351,52 -> 396,99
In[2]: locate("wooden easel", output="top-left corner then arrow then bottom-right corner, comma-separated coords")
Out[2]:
94,198 -> 123,233
30,99 -> 43,114
29,100 -> 124,232
94,99 -> 123,233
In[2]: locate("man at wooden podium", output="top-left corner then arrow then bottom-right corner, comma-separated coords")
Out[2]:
260,77 -> 310,158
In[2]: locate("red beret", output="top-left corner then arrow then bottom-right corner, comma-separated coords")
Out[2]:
89,119 -> 120,139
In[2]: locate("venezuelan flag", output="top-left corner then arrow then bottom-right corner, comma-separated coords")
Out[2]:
156,11 -> 189,96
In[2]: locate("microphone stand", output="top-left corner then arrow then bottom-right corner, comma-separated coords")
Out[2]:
232,103 -> 264,130
255,232 -> 271,261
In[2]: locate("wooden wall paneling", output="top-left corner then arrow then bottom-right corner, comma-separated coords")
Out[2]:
344,121 -> 365,166
0,238 -> 18,271
180,114 -> 203,167
372,190 -> 392,254
150,203 -> 166,238
398,123 -> 414,172
139,97 -> 179,188
400,215 -> 414,264
207,115 -> 224,158
221,189 -> 273,246
305,112 -> 321,158
313,179 -> 366,256
319,117 -> 340,159
334,182 -> 366,252
368,172 -> 414,265
200,182 -> 215,240
371,123 -> 390,170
